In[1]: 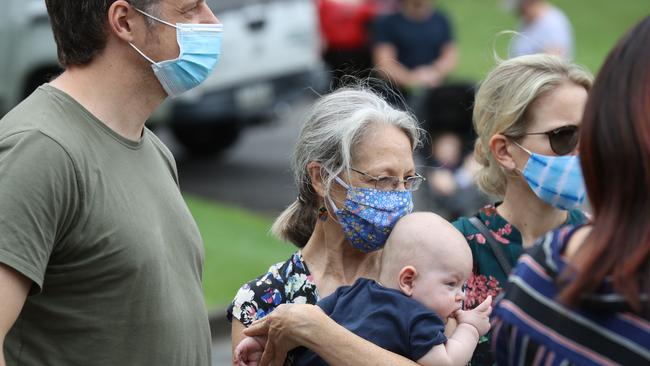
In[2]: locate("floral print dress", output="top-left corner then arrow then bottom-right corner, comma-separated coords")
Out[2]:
452,204 -> 588,366
227,251 -> 319,327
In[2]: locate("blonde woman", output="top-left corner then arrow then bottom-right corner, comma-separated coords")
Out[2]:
492,17 -> 650,364
451,54 -> 593,365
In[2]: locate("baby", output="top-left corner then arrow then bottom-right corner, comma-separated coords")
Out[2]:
235,212 -> 491,366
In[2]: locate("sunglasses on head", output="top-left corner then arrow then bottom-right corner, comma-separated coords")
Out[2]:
521,125 -> 580,155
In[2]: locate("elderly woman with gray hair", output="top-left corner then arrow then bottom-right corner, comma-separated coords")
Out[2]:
228,86 -> 430,365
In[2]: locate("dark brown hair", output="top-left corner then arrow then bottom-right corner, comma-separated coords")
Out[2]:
45,0 -> 160,67
560,16 -> 650,313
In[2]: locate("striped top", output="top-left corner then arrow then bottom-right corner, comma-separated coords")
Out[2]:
491,225 -> 650,366
452,205 -> 587,366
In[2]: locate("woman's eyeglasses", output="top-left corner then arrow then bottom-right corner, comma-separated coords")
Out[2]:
351,168 -> 425,191
521,125 -> 580,155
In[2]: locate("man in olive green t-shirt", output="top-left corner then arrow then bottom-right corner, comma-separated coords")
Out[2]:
0,1 -> 222,365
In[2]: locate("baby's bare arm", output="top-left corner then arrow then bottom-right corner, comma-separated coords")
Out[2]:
416,323 -> 479,366
416,296 -> 492,366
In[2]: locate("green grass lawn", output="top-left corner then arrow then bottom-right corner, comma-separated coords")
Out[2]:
185,195 -> 295,309
438,0 -> 649,81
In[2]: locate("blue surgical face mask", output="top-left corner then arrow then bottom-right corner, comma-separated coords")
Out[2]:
514,142 -> 586,210
328,176 -> 413,253
129,7 -> 223,97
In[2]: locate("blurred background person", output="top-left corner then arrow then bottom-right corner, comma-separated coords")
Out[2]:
372,0 -> 457,98
424,132 -> 489,220
508,0 -> 575,59
371,0 -> 485,219
452,54 -> 593,365
492,16 -> 650,365
317,0 -> 378,88
374,0 -> 400,15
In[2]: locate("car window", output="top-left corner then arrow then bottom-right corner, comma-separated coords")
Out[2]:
207,0 -> 272,13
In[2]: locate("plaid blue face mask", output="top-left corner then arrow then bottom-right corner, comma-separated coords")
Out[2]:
328,176 -> 413,253
514,142 -> 586,210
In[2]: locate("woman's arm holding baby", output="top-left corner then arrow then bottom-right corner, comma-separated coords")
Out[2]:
243,303 -> 419,366
417,296 -> 492,366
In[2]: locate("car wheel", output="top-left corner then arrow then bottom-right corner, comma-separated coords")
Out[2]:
170,122 -> 241,156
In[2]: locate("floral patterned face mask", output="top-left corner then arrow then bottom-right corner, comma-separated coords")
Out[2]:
328,176 -> 413,253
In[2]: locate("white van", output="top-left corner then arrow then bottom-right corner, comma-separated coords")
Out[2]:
157,0 -> 327,154
0,1 -> 61,117
0,0 -> 326,155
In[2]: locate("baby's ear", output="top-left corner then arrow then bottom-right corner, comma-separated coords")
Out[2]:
398,266 -> 417,296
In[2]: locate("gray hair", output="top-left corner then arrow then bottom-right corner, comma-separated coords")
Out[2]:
272,87 -> 422,247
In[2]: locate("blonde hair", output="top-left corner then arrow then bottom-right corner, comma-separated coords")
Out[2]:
271,86 -> 422,247
473,54 -> 593,197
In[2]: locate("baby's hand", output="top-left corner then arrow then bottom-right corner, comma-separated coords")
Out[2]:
233,336 -> 266,366
455,295 -> 492,336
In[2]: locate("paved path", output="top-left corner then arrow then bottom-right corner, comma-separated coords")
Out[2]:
213,337 -> 232,366
158,101 -> 308,216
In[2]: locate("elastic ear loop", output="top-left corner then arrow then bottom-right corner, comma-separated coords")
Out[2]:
511,140 -> 533,155
132,6 -> 224,32
324,175 -> 350,221
129,43 -> 156,64
326,176 -> 348,212
127,6 -> 176,65
509,140 -> 532,176
132,6 -> 179,29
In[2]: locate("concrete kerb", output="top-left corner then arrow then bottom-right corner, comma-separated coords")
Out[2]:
209,307 -> 231,339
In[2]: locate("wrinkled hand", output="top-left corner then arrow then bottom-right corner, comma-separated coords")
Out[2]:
233,336 -> 266,366
455,295 -> 492,336
242,303 -> 321,366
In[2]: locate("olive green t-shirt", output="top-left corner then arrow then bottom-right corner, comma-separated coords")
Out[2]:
0,84 -> 211,365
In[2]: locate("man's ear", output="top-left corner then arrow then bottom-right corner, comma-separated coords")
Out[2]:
489,134 -> 517,172
307,162 -> 325,197
398,266 -> 417,296
107,0 -> 140,43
